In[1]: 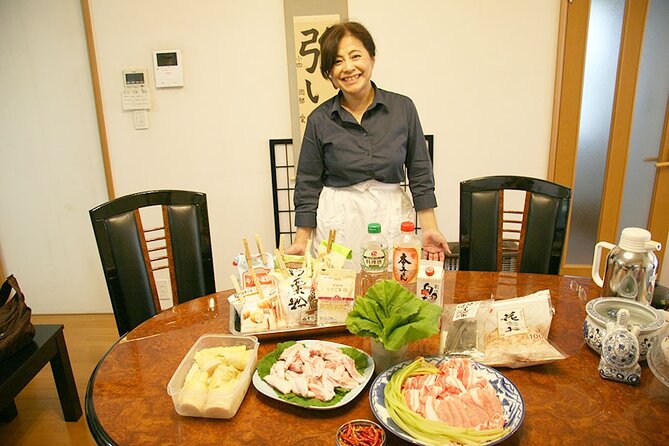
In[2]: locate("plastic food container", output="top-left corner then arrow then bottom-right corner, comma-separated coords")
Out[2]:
336,419 -> 386,446
167,334 -> 258,419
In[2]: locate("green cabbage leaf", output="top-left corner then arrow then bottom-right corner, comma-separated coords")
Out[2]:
346,280 -> 441,351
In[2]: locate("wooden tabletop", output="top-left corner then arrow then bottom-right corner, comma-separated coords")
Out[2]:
85,271 -> 669,445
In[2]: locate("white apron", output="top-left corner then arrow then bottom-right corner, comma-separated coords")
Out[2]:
314,180 -> 415,269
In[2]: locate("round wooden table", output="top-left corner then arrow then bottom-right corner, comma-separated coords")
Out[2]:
85,271 -> 669,445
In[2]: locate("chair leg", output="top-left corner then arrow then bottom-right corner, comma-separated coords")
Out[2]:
0,400 -> 18,422
49,330 -> 82,421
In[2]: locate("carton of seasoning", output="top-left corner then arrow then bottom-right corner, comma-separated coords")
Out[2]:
416,259 -> 444,307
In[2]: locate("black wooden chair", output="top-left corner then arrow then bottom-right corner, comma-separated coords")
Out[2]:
90,190 -> 216,336
1,325 -> 81,422
459,176 -> 571,275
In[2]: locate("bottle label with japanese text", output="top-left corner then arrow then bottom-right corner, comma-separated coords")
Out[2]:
362,248 -> 388,272
392,247 -> 419,284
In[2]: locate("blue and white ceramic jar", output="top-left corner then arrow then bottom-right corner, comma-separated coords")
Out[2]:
584,297 -> 664,361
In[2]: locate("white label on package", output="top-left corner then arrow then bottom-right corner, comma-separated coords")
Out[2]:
453,301 -> 482,321
497,308 -> 529,337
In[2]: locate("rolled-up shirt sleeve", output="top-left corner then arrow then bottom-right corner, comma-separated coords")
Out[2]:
405,99 -> 437,210
293,117 -> 323,228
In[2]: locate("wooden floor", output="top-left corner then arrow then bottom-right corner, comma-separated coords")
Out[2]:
0,314 -> 119,446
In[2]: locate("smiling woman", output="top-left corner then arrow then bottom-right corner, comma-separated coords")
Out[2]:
285,21 -> 450,266
319,22 -> 376,120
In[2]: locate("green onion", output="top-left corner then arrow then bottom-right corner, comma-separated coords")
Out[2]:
383,358 -> 510,446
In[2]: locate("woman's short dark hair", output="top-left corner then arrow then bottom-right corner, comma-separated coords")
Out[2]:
319,22 -> 376,79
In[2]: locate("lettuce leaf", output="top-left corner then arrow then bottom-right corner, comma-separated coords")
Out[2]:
256,341 -> 368,407
346,280 -> 441,351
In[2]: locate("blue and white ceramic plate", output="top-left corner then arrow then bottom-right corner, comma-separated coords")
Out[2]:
369,357 -> 525,445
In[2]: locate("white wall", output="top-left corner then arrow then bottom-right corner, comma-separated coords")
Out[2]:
351,0 -> 560,230
0,0 -> 110,313
0,0 -> 560,314
89,0 -> 291,310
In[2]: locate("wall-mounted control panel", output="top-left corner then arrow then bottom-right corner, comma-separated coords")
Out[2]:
121,69 -> 150,110
153,49 -> 184,88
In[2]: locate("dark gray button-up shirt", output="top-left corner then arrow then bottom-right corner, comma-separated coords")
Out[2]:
294,84 -> 437,228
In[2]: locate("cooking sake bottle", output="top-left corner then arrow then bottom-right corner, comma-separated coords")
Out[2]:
392,221 -> 421,293
359,223 -> 389,296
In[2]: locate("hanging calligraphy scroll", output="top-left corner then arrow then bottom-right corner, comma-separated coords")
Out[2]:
284,0 -> 347,176
292,15 -> 340,144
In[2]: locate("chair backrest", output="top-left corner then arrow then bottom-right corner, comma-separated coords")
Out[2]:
459,176 -> 572,275
90,190 -> 215,335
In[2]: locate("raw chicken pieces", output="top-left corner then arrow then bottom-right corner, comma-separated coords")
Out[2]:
263,342 -> 366,401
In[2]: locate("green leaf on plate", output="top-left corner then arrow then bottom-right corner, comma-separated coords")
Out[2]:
256,341 -> 369,407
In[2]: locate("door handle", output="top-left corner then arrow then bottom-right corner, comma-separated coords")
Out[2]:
643,157 -> 668,168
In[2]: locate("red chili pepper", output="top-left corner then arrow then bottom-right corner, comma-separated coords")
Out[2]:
338,423 -> 384,446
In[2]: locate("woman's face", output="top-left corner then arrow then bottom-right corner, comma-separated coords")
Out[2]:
329,34 -> 375,100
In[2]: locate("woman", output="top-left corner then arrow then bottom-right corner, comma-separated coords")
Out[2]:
286,21 -> 449,263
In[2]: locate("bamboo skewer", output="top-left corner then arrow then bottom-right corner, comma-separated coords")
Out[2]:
251,272 -> 265,299
278,235 -> 284,255
305,238 -> 312,271
255,234 -> 267,265
327,229 -> 336,253
274,249 -> 290,279
243,238 -> 253,270
230,275 -> 242,294
243,238 -> 252,266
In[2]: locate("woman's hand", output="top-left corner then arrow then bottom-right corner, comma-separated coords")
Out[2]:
422,228 -> 450,261
284,227 -> 314,256
417,208 -> 450,262
284,240 -> 307,255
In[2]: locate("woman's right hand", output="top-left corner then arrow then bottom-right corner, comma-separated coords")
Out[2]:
284,227 -> 314,256
284,240 -> 307,255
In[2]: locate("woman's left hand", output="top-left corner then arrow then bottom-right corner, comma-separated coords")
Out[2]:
422,228 -> 450,262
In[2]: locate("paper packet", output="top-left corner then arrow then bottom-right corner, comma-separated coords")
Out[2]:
232,253 -> 276,290
228,285 -> 283,333
277,268 -> 313,328
439,300 -> 492,359
315,241 -> 353,270
315,268 -> 356,326
480,290 -> 566,368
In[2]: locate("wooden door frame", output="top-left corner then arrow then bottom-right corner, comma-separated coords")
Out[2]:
548,0 -> 591,276
81,0 -> 115,200
548,0 -> 667,277
648,98 -> 669,263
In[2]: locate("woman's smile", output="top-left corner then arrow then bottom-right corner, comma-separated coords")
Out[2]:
330,34 -> 374,101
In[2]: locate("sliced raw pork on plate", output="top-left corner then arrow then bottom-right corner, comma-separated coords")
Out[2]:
402,357 -> 505,430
